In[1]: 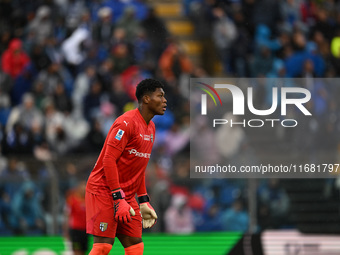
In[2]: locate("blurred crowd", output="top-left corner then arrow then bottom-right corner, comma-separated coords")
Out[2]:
188,0 -> 340,155
187,0 -> 340,78
0,0 -> 340,237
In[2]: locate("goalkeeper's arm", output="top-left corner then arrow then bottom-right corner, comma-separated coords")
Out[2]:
103,145 -> 135,223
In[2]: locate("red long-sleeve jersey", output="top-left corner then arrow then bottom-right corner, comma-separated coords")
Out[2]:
86,109 -> 155,200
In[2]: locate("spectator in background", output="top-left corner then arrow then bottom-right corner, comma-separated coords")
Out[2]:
216,113 -> 246,163
64,180 -> 88,255
280,0 -> 302,32
0,186 -> 12,235
111,27 -> 129,49
83,80 -> 103,123
0,64 -> 12,95
96,101 -> 116,135
162,123 -> 190,157
141,7 -> 169,62
0,0 -> 12,42
30,43 -> 52,73
195,203 -> 224,232
222,199 -> 249,232
93,7 -> 115,49
97,58 -> 115,92
72,65 -> 97,118
254,24 -> 282,53
2,122 -> 33,155
165,194 -> 194,233
27,6 -> 53,45
0,27 -> 11,57
42,99 -> 68,155
53,83 -> 73,114
1,38 -> 30,79
61,27 -> 91,77
250,46 -> 274,77
7,6 -> 27,39
187,0 -> 216,75
285,30 -> 325,78
10,64 -> 36,106
10,181 -> 45,235
159,41 -> 192,84
35,62 -> 65,96
133,29 -> 152,67
31,80 -> 46,111
83,119 -> 105,153
120,65 -> 148,100
252,0 -> 282,33
61,0 -> 87,31
300,0 -> 318,26
171,157 -> 195,192
311,7 -> 333,43
108,76 -> 131,115
111,42 -> 133,75
212,6 -> 237,75
45,36 -> 64,64
0,157 -> 29,197
6,93 -> 43,135
63,110 -> 90,153
78,9 -> 92,32
117,6 -> 140,43
30,117 -> 47,149
229,9 -> 252,77
0,85 -> 11,126
191,116 -> 220,166
102,0 -> 126,23
257,179 -> 290,229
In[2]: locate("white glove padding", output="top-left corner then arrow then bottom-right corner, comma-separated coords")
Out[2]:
140,202 -> 157,228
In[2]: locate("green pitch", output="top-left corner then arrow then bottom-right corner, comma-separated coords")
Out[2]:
0,232 -> 242,255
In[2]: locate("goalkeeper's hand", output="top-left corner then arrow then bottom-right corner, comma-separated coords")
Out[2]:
138,195 -> 157,229
112,189 -> 135,224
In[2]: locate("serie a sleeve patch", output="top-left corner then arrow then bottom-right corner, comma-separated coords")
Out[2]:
115,129 -> 125,141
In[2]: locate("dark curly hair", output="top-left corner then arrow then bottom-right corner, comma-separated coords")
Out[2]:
135,79 -> 164,103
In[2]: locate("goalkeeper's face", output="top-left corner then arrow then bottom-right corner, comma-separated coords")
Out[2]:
147,88 -> 167,115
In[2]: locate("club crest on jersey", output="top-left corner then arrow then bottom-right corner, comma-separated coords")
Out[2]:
115,129 -> 124,141
99,222 -> 108,232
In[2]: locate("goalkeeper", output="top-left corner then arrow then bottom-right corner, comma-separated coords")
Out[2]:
85,79 -> 167,255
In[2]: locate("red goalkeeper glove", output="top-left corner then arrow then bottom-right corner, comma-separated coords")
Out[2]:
138,195 -> 157,228
112,189 -> 135,224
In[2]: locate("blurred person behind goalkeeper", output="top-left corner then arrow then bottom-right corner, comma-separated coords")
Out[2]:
86,79 -> 167,255
64,180 -> 88,255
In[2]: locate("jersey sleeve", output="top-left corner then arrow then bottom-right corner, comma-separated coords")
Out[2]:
137,172 -> 147,196
107,117 -> 132,152
104,117 -> 133,191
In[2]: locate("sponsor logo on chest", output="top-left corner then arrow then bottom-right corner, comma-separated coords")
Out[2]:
128,149 -> 151,158
140,134 -> 154,143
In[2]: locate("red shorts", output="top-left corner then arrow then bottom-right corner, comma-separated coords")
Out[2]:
85,191 -> 142,238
